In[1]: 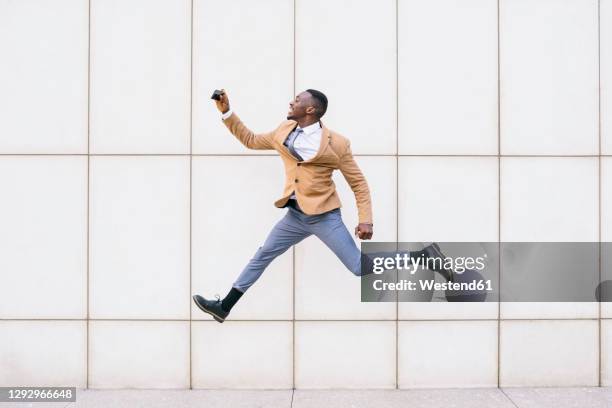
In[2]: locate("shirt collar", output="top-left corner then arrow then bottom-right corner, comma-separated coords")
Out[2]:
297,121 -> 321,136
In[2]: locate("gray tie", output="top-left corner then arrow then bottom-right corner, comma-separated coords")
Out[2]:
284,128 -> 304,161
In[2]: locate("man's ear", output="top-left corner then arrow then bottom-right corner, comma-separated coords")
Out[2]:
306,106 -> 316,115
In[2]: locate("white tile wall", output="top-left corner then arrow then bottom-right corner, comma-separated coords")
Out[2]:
500,0 -> 598,155
192,0 -> 294,154
0,157 -> 87,318
499,320 -> 598,387
295,0 -> 396,155
3,0 -> 608,391
192,321 -> 292,389
398,321 -> 498,388
295,157 -> 396,320
90,0 -> 191,154
398,0 -> 498,155
0,0 -> 88,153
89,157 -> 190,319
0,321 -> 86,387
89,321 -> 190,388
295,321 -> 395,389
192,156 -> 293,320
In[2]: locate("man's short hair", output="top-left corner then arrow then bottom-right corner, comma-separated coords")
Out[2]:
306,89 -> 328,118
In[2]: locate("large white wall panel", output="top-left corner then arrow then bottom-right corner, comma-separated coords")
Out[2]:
0,157 -> 87,318
192,322 -> 292,388
294,157 -> 396,320
500,320 -> 598,387
0,321 -> 86,387
0,0 -> 88,153
192,157 -> 293,320
603,0 -> 612,154
295,321 -> 395,388
90,0 -> 191,154
500,158 -> 598,319
500,0 -> 598,155
295,0 -> 396,155
501,158 -> 598,242
398,0 -> 498,155
398,157 -> 498,242
89,157 -> 190,319
89,321 -> 189,388
193,0 -> 294,154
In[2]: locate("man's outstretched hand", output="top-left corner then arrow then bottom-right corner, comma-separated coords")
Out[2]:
214,89 -> 230,114
355,223 -> 373,240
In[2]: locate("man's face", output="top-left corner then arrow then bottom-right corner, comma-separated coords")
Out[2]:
287,91 -> 316,120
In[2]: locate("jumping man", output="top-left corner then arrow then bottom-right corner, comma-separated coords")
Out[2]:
192,89 -> 375,322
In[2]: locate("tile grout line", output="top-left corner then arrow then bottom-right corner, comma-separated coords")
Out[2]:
497,0 -> 502,389
189,0 -> 194,390
86,0 -> 91,390
394,0 -> 404,388
597,0 -> 602,388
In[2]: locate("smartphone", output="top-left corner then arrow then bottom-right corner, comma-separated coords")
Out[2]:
211,89 -> 223,101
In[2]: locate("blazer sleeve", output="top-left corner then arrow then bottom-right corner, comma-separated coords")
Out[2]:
221,111 -> 276,150
338,140 -> 373,225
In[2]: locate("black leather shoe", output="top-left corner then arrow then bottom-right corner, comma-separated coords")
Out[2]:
423,243 -> 455,283
192,294 -> 229,323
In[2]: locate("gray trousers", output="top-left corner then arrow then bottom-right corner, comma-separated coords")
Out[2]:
233,199 -> 362,292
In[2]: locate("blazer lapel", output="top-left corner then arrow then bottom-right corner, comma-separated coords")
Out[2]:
303,121 -> 331,163
277,121 -> 298,157
275,119 -> 332,163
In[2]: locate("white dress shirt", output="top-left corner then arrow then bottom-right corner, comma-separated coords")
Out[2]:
222,109 -> 322,199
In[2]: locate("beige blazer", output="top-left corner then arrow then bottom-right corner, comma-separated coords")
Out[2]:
222,112 -> 373,224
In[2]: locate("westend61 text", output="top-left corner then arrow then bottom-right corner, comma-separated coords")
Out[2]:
372,279 -> 494,292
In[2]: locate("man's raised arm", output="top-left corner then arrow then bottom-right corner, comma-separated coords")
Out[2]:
214,89 -> 276,150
